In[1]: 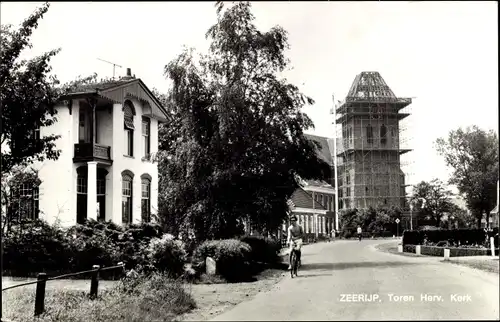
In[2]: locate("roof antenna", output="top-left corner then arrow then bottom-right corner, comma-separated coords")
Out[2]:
97,58 -> 123,79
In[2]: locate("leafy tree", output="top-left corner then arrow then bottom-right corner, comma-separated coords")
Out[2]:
157,2 -> 330,241
410,179 -> 455,227
446,203 -> 475,229
435,126 -> 499,228
1,2 -> 92,173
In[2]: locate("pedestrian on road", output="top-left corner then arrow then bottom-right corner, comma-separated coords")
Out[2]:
357,226 -> 362,241
331,229 -> 336,242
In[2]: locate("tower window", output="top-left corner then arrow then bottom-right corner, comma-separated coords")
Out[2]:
380,124 -> 387,145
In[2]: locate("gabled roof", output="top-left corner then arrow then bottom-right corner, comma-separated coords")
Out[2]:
289,187 -> 328,210
64,78 -> 169,122
302,179 -> 334,190
304,133 -> 333,166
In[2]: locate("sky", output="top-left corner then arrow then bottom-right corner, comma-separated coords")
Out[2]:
1,1 -> 498,191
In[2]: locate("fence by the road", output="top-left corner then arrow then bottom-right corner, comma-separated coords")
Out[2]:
1,262 -> 125,318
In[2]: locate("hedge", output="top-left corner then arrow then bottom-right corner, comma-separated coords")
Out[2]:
402,228 -> 499,247
404,245 -> 500,257
2,220 -> 186,278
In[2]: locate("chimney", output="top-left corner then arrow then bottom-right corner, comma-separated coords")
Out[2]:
122,68 -> 134,80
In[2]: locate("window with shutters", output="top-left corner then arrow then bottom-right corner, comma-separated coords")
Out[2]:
122,172 -> 133,224
141,176 -> 151,223
123,101 -> 135,156
142,117 -> 151,159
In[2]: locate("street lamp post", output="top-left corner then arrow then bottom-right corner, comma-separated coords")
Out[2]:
331,94 -> 339,232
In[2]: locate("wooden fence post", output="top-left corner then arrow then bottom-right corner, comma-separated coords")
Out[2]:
34,273 -> 47,316
90,265 -> 100,299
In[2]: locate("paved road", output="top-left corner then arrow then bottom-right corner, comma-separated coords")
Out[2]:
211,240 -> 499,321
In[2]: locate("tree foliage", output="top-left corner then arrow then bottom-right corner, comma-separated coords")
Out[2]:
339,206 -> 402,237
157,2 -> 330,241
0,2 -> 93,173
435,126 -> 499,228
410,179 -> 455,227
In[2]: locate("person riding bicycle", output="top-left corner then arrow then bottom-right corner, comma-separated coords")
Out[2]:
287,215 -> 304,270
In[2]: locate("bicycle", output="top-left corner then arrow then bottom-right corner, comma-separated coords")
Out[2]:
290,241 -> 301,278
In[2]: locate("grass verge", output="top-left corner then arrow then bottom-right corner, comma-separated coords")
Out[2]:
178,267 -> 286,321
443,257 -> 500,274
2,273 -> 196,322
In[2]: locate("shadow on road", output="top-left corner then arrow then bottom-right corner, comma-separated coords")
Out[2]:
301,261 -> 422,271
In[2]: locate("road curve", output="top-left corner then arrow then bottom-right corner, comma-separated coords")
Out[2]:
210,240 -> 499,321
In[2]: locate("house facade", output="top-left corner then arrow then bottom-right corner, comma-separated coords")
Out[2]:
285,180 -> 336,240
19,69 -> 168,227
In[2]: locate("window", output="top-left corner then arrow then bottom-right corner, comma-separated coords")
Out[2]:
346,187 -> 351,197
366,125 -> 373,144
123,101 -> 135,156
320,194 -> 324,205
97,179 -> 105,195
380,124 -> 387,145
18,183 -> 39,220
122,173 -> 133,224
77,177 -> 87,194
141,177 -> 151,223
346,174 -> 350,185
142,117 -> 151,159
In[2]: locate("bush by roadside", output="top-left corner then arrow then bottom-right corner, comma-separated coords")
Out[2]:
419,245 -> 499,257
1,272 -> 196,322
240,236 -> 281,265
2,220 -> 187,279
192,239 -> 252,282
402,228 -> 499,248
402,244 -> 499,257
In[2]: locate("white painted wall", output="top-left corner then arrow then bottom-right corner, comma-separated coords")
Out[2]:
36,102 -> 75,226
109,98 -> 159,225
12,95 -> 163,227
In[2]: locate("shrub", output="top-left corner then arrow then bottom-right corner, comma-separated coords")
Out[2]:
145,234 -> 187,278
240,236 -> 281,265
192,239 -> 252,281
2,219 -> 168,278
403,245 -> 416,253
66,223 -> 121,275
2,219 -> 72,276
420,245 -> 499,257
403,228 -> 494,247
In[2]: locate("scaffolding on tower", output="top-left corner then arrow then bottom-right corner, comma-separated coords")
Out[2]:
334,71 -> 414,214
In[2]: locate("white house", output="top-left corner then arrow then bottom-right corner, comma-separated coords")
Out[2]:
19,68 -> 169,227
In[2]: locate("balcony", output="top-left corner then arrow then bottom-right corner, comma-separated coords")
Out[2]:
73,143 -> 112,164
